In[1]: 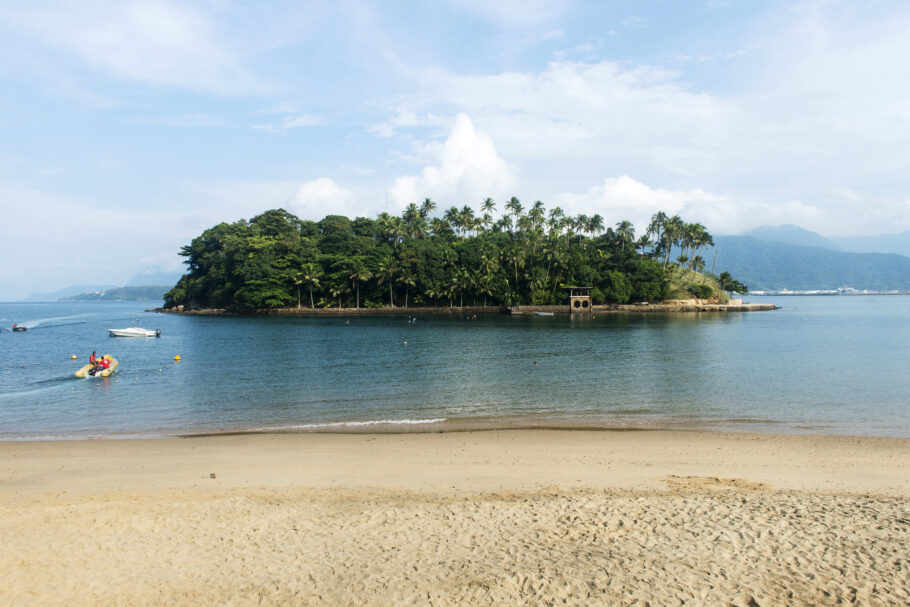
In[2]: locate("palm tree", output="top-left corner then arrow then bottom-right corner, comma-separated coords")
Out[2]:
481,197 -> 496,216
615,220 -> 635,254
647,211 -> 668,258
348,259 -> 372,309
481,212 -> 493,233
425,285 -> 439,307
460,205 -> 476,237
290,271 -> 304,309
452,269 -> 472,308
430,217 -> 452,238
479,249 -> 500,306
589,214 -> 605,237
634,234 -> 653,256
419,197 -> 437,219
329,276 -> 349,309
505,196 -> 523,225
397,269 -> 417,309
377,256 -> 399,307
300,263 -> 322,309
662,215 -> 684,268
443,206 -> 460,236
529,201 -> 545,229
548,206 -> 565,232
505,243 -> 525,294
387,216 -> 406,245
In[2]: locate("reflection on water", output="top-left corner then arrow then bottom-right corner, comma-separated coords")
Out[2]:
0,297 -> 909,439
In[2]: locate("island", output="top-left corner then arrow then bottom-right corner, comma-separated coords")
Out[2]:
159,202 -> 757,315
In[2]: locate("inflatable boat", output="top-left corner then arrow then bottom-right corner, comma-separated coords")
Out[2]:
75,355 -> 119,378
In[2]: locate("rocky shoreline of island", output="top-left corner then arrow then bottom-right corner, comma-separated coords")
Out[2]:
151,300 -> 778,316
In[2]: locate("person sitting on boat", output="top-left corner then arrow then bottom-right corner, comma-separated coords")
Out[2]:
89,351 -> 97,365
99,357 -> 110,372
90,356 -> 106,376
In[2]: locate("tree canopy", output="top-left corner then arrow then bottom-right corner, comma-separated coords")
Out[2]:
164,204 -> 738,310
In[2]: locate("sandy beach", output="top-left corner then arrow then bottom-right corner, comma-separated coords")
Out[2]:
2,430 -> 908,605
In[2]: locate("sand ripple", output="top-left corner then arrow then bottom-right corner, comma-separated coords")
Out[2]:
2,487 -> 907,606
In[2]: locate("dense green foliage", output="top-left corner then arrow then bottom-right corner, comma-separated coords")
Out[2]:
164,202 -> 728,310
61,286 -> 171,302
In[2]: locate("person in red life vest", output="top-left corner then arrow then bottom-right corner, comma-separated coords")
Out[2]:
89,351 -> 97,365
99,357 -> 110,372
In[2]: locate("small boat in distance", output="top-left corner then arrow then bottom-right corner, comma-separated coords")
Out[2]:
108,327 -> 160,338
534,312 -> 555,316
11,323 -> 27,331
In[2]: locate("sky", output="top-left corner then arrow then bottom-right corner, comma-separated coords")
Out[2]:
2,0 -> 910,299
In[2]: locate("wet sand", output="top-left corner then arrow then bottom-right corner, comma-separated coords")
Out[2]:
1,430 -> 908,605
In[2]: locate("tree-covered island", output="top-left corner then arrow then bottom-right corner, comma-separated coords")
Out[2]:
163,199 -> 747,312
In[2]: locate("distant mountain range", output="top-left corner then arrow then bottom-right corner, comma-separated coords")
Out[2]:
19,271 -> 182,302
59,285 -> 173,302
710,225 -> 910,291
737,224 -> 910,257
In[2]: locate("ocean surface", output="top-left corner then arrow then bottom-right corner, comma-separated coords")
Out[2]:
0,296 -> 908,440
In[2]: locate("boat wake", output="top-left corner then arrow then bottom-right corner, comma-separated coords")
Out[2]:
14,314 -> 95,330
0,376 -> 75,399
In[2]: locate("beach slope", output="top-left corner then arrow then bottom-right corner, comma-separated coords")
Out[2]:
1,430 -> 908,605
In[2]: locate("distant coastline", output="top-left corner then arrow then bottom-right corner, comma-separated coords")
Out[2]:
59,285 -> 171,302
750,289 -> 910,296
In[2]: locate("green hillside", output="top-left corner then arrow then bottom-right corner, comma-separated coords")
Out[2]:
60,286 -> 171,302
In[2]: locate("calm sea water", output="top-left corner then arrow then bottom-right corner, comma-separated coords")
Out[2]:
0,296 -> 908,439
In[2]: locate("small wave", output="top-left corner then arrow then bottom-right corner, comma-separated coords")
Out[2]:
250,418 -> 448,431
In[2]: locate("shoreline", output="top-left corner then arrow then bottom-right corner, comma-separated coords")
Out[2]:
6,414 -> 909,442
150,301 -> 778,316
3,429 -> 908,605
3,428 -> 907,495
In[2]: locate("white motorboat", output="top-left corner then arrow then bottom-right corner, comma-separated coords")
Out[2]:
108,327 -> 160,338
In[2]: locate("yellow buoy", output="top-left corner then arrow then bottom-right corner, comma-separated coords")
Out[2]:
174,355 -> 181,361
71,355 -> 77,359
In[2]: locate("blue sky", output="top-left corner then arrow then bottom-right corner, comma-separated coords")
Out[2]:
2,0 -> 910,299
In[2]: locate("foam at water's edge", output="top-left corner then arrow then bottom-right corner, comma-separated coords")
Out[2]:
249,418 -> 449,431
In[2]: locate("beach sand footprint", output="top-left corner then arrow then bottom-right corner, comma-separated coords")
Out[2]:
662,475 -> 769,491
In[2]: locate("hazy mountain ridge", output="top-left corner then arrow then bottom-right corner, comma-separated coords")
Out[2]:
59,286 -> 171,302
744,224 -> 910,257
711,235 -> 910,291
20,271 -> 182,302
19,284 -> 120,302
746,225 -> 842,250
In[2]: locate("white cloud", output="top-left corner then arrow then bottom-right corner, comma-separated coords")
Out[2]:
5,1 -> 263,94
253,113 -> 322,133
555,175 -> 823,236
386,114 -> 516,211
376,60 -> 736,182
288,178 -> 365,220
369,111 -> 446,138
447,0 -> 570,27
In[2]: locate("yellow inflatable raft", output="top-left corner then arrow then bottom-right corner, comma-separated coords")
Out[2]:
75,355 -> 119,378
